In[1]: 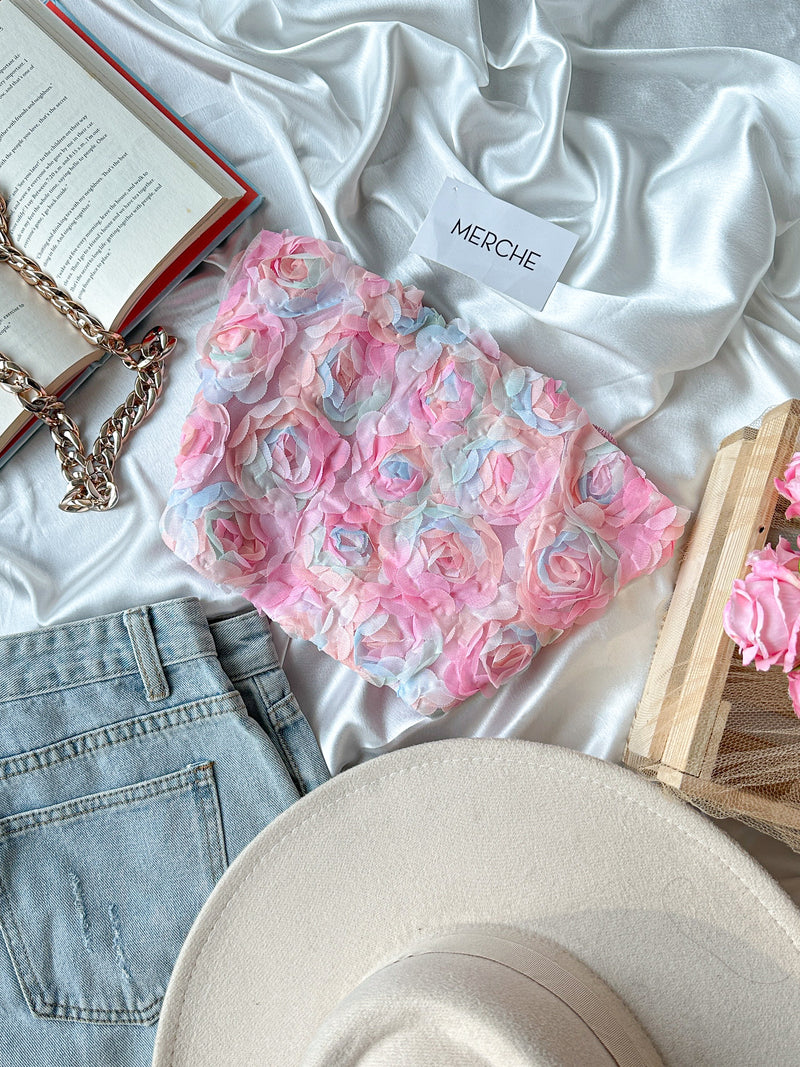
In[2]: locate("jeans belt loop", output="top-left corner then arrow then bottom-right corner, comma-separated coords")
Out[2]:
123,607 -> 170,702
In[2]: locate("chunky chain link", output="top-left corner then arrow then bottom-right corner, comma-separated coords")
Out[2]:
0,193 -> 176,511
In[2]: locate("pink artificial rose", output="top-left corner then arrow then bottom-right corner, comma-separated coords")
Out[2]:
366,278 -> 426,344
559,432 -> 688,584
272,255 -> 309,283
788,671 -> 800,718
206,511 -> 268,583
205,321 -> 251,357
433,408 -> 563,524
490,364 -> 583,436
212,317 -> 295,406
345,420 -> 431,507
196,487 -> 300,589
202,281 -> 276,356
474,442 -> 561,526
722,537 -> 800,671
775,453 -> 800,520
613,497 -> 686,585
315,332 -> 398,430
350,594 -> 443,689
439,616 -> 501,700
440,618 -> 538,700
293,502 -> 382,582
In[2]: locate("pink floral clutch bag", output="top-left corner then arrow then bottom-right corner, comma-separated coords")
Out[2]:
161,231 -> 688,716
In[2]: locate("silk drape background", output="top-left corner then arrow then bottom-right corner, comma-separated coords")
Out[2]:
2,0 -> 800,895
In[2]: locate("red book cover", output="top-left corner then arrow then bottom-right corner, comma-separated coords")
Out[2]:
0,1 -> 262,463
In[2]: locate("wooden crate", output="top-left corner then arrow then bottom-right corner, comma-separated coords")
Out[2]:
623,399 -> 800,850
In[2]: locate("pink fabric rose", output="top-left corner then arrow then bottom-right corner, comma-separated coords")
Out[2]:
775,453 -> 800,520
172,395 -> 230,488
723,537 -> 800,671
381,510 -> 507,614
228,405 -> 350,503
162,228 -> 688,717
480,627 -> 536,689
315,332 -> 397,431
364,278 -> 427,344
345,419 -> 431,507
440,619 -> 538,701
515,511 -> 618,631
196,488 -> 301,594
266,233 -> 323,288
408,355 -> 478,442
442,430 -> 562,525
559,432 -> 685,584
293,502 -> 383,583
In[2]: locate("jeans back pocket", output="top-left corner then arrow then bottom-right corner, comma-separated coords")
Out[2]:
0,762 -> 227,1025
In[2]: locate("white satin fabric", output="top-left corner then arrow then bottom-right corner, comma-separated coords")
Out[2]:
2,0 -> 800,892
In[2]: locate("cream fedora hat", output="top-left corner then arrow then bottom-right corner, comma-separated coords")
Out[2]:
153,739 -> 800,1066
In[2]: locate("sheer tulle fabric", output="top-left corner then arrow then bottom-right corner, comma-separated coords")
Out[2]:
162,231 -> 688,715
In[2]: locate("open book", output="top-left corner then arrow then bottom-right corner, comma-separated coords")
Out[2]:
0,0 -> 261,460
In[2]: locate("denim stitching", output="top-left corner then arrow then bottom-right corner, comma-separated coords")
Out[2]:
252,678 -> 303,729
124,608 -> 169,702
0,872 -> 44,1017
124,611 -> 157,699
222,662 -> 280,686
0,767 -> 209,1022
0,652 -> 218,705
0,763 -> 215,840
192,769 -> 228,885
0,693 -> 243,782
265,690 -> 304,729
34,1001 -> 161,1024
0,667 -> 143,705
0,763 -> 216,1023
252,680 -> 303,785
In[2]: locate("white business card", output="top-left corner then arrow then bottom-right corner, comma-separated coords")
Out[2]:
410,178 -> 578,311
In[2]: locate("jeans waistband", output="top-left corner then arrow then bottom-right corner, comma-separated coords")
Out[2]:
0,598 -> 278,703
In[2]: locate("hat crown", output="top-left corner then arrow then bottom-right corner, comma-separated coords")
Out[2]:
301,932 -> 662,1067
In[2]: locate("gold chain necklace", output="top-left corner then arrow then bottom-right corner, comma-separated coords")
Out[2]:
0,193 -> 175,511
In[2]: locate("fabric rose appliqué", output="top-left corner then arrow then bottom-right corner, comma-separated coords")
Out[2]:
513,510 -> 619,632
162,229 -> 689,717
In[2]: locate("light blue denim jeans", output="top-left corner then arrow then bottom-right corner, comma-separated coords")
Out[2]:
0,597 -> 330,1066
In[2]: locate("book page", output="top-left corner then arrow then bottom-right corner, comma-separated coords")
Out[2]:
0,268 -> 94,434
0,0 -> 223,329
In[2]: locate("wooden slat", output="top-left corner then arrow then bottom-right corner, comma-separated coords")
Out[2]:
660,399 -> 800,776
699,699 -> 732,778
625,429 -> 754,766
627,399 -> 800,850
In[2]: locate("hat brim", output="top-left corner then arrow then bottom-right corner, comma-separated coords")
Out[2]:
153,739 -> 800,1066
